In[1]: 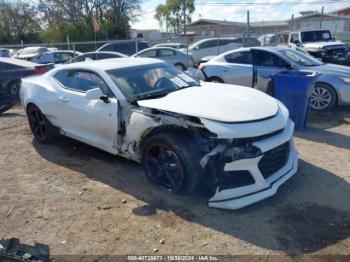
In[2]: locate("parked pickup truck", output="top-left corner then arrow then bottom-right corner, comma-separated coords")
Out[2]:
288,29 -> 350,65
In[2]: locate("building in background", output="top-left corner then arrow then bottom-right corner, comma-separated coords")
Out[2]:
186,9 -> 350,37
331,7 -> 350,16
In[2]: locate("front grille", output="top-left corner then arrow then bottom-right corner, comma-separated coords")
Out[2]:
258,142 -> 290,179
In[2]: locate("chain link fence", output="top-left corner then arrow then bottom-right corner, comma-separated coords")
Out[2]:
1,12 -> 350,65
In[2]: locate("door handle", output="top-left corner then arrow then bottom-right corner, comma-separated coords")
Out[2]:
59,96 -> 69,102
222,68 -> 230,72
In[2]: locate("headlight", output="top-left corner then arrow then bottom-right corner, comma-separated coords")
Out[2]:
340,77 -> 350,85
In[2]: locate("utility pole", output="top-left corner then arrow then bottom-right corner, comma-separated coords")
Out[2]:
183,0 -> 187,36
291,14 -> 294,31
247,10 -> 250,46
320,6 -> 324,29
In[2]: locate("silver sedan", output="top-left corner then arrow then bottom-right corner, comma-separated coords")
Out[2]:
132,47 -> 194,71
196,46 -> 350,111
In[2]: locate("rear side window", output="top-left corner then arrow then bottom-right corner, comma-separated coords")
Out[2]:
54,53 -> 74,63
137,50 -> 157,58
98,53 -> 122,59
76,53 -> 97,62
54,70 -> 113,97
253,50 -> 288,68
198,40 -> 217,49
225,52 -> 252,64
158,49 -> 175,57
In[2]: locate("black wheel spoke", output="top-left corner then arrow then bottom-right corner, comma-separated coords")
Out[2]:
144,143 -> 185,192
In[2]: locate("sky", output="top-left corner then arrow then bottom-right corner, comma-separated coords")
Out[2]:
131,0 -> 350,30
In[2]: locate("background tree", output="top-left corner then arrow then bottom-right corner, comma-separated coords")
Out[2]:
0,0 -> 141,44
0,0 -> 41,44
154,0 -> 195,35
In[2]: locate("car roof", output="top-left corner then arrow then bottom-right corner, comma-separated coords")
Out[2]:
81,51 -> 128,57
139,47 -> 178,51
192,37 -> 238,44
211,46 -> 290,61
155,43 -> 184,46
57,57 -> 165,71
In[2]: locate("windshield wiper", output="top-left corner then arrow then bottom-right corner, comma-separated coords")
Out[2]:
136,92 -> 171,101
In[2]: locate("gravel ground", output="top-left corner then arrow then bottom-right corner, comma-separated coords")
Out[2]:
0,106 -> 349,259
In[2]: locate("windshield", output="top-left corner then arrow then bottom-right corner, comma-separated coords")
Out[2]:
107,64 -> 199,101
301,30 -> 332,42
279,49 -> 323,66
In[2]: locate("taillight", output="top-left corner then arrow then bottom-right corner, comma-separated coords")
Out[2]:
198,63 -> 206,71
34,67 -> 46,75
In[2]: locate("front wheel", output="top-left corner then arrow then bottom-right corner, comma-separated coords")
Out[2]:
27,104 -> 61,144
310,83 -> 337,111
142,133 -> 203,194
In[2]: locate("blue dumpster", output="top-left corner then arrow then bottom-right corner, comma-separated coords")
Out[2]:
272,70 -> 319,132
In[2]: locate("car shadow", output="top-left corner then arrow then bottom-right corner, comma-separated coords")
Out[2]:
33,138 -> 350,255
0,112 -> 25,118
296,106 -> 350,150
308,106 -> 350,129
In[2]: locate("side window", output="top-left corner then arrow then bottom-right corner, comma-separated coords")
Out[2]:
137,50 -> 157,58
54,70 -> 114,97
198,40 -> 217,49
78,53 -> 97,62
290,33 -> 299,43
254,51 -> 287,68
98,53 -> 121,59
54,53 -> 73,63
158,49 -> 174,57
225,52 -> 252,64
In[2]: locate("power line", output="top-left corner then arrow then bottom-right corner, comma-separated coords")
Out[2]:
196,0 -> 350,6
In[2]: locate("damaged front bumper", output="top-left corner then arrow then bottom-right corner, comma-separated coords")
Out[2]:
207,120 -> 298,210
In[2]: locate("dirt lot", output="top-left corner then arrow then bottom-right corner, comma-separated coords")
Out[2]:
0,105 -> 350,259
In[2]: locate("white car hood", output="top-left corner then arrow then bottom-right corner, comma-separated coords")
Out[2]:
137,82 -> 279,123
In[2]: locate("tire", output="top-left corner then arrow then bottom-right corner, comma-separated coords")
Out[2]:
142,133 -> 203,195
208,77 -> 224,83
310,83 -> 337,111
27,104 -> 61,144
175,63 -> 186,71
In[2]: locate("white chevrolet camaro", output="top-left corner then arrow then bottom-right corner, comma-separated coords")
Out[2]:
20,58 -> 298,209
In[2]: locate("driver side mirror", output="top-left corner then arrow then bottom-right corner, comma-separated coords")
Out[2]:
85,88 -> 110,103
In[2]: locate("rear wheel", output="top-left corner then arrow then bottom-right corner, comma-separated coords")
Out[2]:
27,104 -> 60,144
310,83 -> 337,111
208,77 -> 224,83
142,133 -> 203,194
